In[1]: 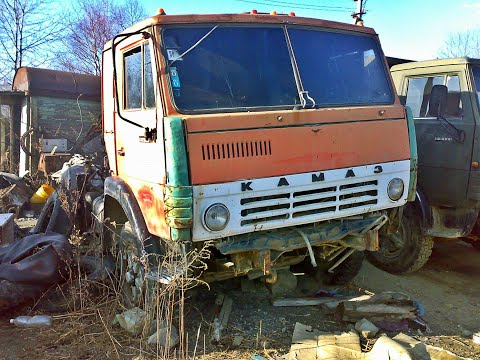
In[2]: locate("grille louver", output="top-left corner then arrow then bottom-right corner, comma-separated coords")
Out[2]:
202,140 -> 272,160
240,180 -> 378,226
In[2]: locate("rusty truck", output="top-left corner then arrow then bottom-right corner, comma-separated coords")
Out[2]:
35,10 -> 416,305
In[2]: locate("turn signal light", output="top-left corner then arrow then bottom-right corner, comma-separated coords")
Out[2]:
289,12 -> 296,16
251,9 -> 258,14
270,10 -> 278,15
157,8 -> 166,15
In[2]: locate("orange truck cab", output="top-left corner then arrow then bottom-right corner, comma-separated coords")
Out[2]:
100,10 -> 416,292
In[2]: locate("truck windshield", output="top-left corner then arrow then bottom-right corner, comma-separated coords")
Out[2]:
162,25 -> 393,113
288,28 -> 393,106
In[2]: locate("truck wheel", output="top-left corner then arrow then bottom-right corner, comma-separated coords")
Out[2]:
366,208 -> 433,274
116,222 -> 149,308
321,250 -> 365,285
294,249 -> 365,285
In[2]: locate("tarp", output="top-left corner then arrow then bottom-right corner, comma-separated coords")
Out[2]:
0,232 -> 72,312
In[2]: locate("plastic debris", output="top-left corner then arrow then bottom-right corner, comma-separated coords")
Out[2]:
115,307 -> 147,336
354,318 -> 379,338
30,184 -> 54,204
251,355 -> 268,360
473,332 -> 480,345
316,289 -> 342,297
148,325 -> 179,350
10,315 -> 52,327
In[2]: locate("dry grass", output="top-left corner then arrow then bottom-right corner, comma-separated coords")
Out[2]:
26,212 -> 222,360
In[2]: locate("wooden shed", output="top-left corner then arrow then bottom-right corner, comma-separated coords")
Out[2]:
0,67 -> 101,175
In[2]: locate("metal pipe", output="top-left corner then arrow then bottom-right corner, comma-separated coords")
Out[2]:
328,248 -> 356,273
295,228 -> 317,268
328,247 -> 347,262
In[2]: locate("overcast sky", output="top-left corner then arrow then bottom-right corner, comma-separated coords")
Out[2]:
140,0 -> 480,61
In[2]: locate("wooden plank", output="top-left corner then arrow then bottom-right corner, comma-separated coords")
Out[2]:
214,293 -> 225,306
211,295 -> 233,343
273,297 -> 352,307
339,302 -> 417,322
320,294 -> 373,314
219,296 -> 233,329
274,294 -> 374,308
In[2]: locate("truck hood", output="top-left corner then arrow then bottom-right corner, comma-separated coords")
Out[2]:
184,105 -> 410,185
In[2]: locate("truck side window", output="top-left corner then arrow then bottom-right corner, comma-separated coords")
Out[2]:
144,44 -> 155,108
406,75 -> 462,118
124,47 -> 142,109
124,43 -> 155,110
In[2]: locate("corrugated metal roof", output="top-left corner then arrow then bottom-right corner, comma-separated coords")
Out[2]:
12,67 -> 100,101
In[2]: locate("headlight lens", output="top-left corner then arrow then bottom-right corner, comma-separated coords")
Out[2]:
204,203 -> 230,231
387,178 -> 404,201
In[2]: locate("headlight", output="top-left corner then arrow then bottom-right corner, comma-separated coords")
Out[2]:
387,178 -> 404,201
204,203 -> 230,231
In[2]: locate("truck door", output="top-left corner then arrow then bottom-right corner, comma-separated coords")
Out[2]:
114,38 -> 166,185
404,72 -> 475,206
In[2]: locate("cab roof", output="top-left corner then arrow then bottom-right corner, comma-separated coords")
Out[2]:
391,57 -> 480,72
104,12 -> 377,50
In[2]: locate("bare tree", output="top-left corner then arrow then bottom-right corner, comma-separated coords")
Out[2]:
438,29 -> 480,58
0,0 -> 66,85
56,0 -> 146,75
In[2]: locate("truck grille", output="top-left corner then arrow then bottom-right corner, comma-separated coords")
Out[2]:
240,180 -> 378,226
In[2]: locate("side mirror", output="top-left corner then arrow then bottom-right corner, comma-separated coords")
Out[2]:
428,84 -> 448,117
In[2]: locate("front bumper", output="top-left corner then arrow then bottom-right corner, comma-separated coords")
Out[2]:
215,213 -> 386,255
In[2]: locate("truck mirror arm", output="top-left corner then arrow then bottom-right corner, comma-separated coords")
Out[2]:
111,29 -> 157,142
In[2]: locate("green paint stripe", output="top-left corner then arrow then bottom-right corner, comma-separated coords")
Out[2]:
164,116 -> 193,241
406,106 -> 418,202
164,116 -> 190,186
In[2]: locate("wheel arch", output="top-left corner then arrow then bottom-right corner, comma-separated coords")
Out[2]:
411,187 -> 432,232
103,176 -> 149,243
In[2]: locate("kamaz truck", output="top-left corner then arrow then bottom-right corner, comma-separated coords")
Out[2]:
368,57 -> 480,274
91,10 -> 415,303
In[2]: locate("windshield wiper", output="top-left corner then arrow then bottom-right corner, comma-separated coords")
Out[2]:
169,25 -> 218,66
299,90 -> 316,109
283,26 -> 316,109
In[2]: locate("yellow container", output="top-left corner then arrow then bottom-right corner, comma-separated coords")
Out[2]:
30,184 -> 55,204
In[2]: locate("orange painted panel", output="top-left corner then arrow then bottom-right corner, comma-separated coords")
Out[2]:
123,176 -> 170,240
188,119 -> 410,185
184,105 -> 404,133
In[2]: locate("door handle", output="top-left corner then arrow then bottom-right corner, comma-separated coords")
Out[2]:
117,148 -> 125,156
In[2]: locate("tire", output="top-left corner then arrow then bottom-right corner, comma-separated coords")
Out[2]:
323,250 -> 365,285
32,191 -> 72,236
293,249 -> 365,286
115,222 -> 149,308
366,207 -> 433,274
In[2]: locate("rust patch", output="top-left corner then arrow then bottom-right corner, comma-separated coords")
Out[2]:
123,178 -> 170,239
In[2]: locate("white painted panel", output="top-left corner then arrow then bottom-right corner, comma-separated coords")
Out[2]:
192,160 -> 411,241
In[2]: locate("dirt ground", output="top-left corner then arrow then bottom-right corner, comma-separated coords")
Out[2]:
1,238 -> 479,359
